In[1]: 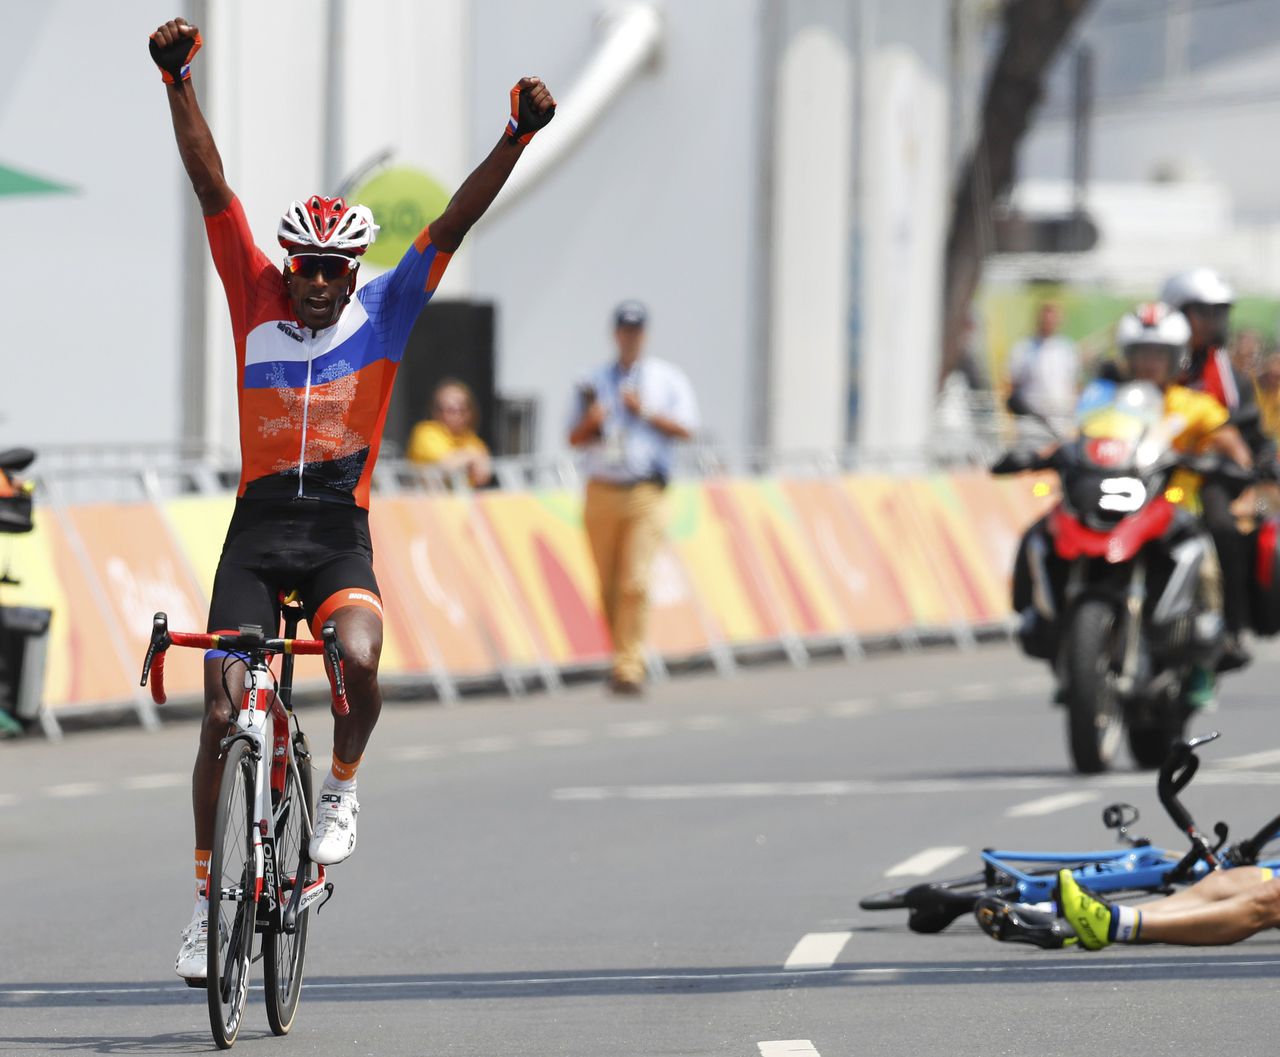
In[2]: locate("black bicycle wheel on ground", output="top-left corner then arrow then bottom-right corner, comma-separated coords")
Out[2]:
263,735 -> 314,1036
208,739 -> 258,1050
859,872 -> 990,914
1064,599 -> 1124,774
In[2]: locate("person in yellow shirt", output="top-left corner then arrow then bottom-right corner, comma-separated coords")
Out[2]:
406,379 -> 493,487
1254,349 -> 1280,442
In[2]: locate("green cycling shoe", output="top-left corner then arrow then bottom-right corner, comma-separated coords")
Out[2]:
1056,869 -> 1114,950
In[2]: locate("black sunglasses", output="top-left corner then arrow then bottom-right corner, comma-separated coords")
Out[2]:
284,254 -> 358,280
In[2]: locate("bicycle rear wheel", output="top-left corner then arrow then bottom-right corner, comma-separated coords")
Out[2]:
263,735 -> 313,1035
859,871 -> 988,912
208,739 -> 258,1050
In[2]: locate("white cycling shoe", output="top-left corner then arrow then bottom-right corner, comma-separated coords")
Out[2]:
175,907 -> 227,984
309,786 -> 359,866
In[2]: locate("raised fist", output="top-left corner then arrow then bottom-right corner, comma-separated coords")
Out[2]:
149,17 -> 202,85
506,77 -> 557,145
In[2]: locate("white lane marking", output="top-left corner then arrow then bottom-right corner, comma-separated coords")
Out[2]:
457,737 -> 515,754
825,698 -> 873,718
884,845 -> 967,878
1006,791 -> 1099,818
553,787 -> 611,801
764,707 -> 812,724
8,956 -> 1280,1000
609,720 -> 669,738
388,745 -> 447,762
123,773 -> 185,791
532,728 -> 591,747
681,714 -> 730,731
891,689 -> 940,709
44,782 -> 106,799
783,932 -> 852,971
552,770 -> 1280,802
1014,675 -> 1051,692
954,683 -> 994,702
759,1042 -> 821,1057
1220,748 -> 1280,770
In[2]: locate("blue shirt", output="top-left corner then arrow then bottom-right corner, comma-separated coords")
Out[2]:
571,357 -> 699,483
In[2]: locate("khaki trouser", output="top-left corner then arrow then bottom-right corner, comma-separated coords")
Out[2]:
583,480 -> 665,684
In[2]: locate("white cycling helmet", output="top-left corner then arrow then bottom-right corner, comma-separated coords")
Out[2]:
277,194 -> 379,254
1159,268 -> 1234,309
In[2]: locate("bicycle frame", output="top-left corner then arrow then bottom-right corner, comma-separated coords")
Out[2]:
220,652 -> 331,939
976,846 -> 1212,905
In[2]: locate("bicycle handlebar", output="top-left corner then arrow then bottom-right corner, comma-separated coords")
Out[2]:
140,612 -> 349,716
1157,731 -> 1223,880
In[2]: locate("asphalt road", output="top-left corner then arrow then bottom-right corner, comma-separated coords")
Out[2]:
4,639 -> 1280,1056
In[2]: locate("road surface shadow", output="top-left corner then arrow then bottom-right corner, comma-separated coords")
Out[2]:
8,952 -> 1280,1007
0,1029 -> 271,1053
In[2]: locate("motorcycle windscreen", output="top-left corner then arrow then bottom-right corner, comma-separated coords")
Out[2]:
1076,381 -> 1163,469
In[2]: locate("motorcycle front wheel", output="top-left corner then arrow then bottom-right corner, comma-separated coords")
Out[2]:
1062,599 -> 1125,774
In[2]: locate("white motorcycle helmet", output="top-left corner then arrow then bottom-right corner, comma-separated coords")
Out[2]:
1159,268 -> 1235,310
1116,302 -> 1191,380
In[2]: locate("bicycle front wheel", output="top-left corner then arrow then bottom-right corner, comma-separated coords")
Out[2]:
263,735 -> 314,1035
208,739 -> 258,1050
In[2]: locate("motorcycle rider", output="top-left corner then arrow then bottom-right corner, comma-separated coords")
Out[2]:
1117,302 -> 1253,704
1160,269 -> 1265,670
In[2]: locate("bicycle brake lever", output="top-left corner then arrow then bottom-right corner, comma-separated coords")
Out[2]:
1212,821 -> 1230,854
321,621 -> 348,715
140,612 -> 171,686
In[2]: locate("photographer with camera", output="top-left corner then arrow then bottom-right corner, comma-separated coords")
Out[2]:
568,301 -> 699,695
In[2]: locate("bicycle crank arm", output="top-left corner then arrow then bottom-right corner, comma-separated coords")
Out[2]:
312,882 -> 335,916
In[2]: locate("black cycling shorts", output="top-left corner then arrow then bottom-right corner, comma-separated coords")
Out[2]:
206,498 -> 383,648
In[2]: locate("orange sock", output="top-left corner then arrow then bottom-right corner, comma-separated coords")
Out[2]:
329,753 -> 361,786
195,848 -> 211,901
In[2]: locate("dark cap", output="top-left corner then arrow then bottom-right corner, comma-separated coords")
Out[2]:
614,300 -> 648,328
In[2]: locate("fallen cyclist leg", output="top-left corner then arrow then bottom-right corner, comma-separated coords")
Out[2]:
975,867 -> 1279,950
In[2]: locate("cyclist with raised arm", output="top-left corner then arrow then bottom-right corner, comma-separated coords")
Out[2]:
148,16 -> 556,982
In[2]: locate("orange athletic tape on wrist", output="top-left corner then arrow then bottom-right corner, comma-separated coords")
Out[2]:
506,83 -> 536,145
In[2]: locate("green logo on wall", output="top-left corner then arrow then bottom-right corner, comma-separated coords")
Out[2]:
350,166 -> 450,269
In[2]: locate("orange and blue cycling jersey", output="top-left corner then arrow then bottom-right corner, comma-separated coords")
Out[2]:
205,196 -> 451,509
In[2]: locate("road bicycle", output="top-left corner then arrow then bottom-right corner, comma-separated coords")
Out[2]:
859,732 -> 1280,934
140,605 -> 349,1049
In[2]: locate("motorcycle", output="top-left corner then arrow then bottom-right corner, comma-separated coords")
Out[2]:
995,380 -> 1252,773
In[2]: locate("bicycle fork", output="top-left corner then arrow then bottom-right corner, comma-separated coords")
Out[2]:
223,662 -> 332,939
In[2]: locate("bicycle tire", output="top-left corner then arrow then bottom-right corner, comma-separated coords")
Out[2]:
859,872 -> 988,912
263,735 -> 314,1036
208,739 -> 258,1050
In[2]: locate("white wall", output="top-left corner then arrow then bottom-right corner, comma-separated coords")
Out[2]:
467,0 -> 765,455
856,43 -> 948,459
0,0 -> 184,449
767,25 -> 855,452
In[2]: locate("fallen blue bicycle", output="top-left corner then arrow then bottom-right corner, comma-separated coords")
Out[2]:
859,732 -> 1280,934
